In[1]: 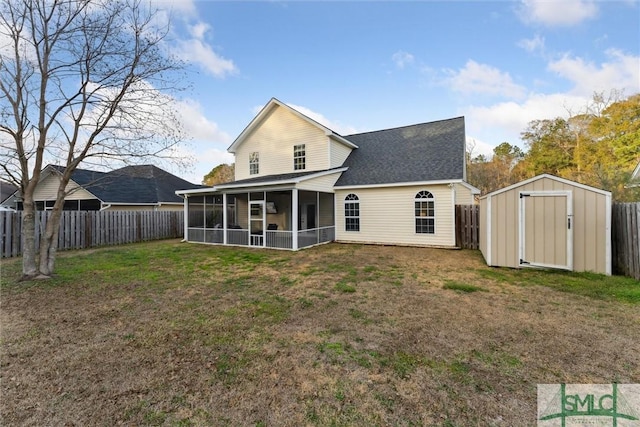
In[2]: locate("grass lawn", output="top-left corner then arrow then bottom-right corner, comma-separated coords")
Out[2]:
1,240 -> 639,426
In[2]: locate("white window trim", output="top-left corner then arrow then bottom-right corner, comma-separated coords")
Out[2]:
344,193 -> 360,232
415,190 -> 435,234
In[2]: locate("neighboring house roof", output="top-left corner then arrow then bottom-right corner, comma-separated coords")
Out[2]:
1,180 -> 18,203
46,164 -> 203,204
335,117 -> 466,187
227,98 -> 357,154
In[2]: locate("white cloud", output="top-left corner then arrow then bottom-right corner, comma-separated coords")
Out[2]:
518,0 -> 598,26
392,51 -> 415,69
174,27 -> 237,78
518,34 -> 545,54
466,136 -> 495,159
443,60 -> 527,99
462,93 -> 589,147
181,145 -> 235,184
287,104 -> 359,135
175,99 -> 232,144
547,49 -> 640,96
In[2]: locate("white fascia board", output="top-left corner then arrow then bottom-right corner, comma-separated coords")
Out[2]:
175,187 -> 217,196
328,133 -> 358,149
459,181 -> 481,194
482,174 -> 612,198
334,179 -> 465,190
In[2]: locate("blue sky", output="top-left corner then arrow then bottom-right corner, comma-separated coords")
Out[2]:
156,0 -> 640,183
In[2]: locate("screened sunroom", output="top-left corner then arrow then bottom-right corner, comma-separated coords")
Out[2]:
180,188 -> 335,250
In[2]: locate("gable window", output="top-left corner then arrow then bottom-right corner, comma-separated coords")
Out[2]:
344,193 -> 360,232
249,152 -> 259,175
294,144 -> 306,170
415,190 -> 435,234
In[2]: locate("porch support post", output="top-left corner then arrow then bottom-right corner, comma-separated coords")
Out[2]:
222,193 -> 228,245
292,188 -> 299,250
183,195 -> 189,241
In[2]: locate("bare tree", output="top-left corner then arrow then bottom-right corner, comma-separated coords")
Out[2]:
0,0 -> 187,279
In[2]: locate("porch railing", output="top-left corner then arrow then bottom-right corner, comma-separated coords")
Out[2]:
187,226 -> 334,250
266,230 -> 293,249
298,226 -> 335,249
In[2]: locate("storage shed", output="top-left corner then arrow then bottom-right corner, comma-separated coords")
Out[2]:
479,174 -> 611,275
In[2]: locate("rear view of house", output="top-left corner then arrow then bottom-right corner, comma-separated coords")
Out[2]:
176,98 -> 479,250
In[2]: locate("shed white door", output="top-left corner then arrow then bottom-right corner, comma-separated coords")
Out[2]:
519,191 -> 573,270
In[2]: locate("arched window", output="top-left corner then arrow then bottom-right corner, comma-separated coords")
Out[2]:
344,194 -> 360,232
415,191 -> 435,234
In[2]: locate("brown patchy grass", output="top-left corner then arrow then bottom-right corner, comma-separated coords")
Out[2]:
1,240 -> 639,426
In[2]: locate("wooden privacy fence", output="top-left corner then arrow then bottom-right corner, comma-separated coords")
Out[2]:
455,204 -> 480,250
0,210 -> 184,259
612,202 -> 640,280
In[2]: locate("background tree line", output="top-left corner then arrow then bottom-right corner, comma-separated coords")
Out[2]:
467,92 -> 640,201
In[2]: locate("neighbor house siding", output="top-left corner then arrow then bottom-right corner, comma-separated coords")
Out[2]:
34,174 -> 96,201
335,184 -> 456,247
329,139 -> 353,168
481,176 -> 610,274
234,105 -> 329,180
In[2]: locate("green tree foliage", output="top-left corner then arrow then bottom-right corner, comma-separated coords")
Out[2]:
467,142 -> 526,194
519,92 -> 639,201
203,163 -> 235,186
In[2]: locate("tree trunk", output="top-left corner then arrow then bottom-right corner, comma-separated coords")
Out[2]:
21,200 -> 39,279
38,207 -> 62,277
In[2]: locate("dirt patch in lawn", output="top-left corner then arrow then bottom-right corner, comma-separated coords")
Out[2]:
1,241 -> 639,426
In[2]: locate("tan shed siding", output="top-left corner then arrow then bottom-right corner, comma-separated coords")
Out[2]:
479,197 -> 487,259
34,175 -> 96,201
234,105 -> 329,181
297,173 -> 341,193
335,185 -> 455,247
329,139 -> 353,168
490,188 -> 519,268
485,176 -> 608,274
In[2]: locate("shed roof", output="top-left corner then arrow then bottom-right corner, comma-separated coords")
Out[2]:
335,117 -> 466,187
479,173 -> 612,199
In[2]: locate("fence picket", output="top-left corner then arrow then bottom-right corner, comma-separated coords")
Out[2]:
0,210 -> 184,258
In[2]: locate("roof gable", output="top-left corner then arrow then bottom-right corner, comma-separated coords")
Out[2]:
227,98 -> 356,154
480,174 -> 612,198
335,117 -> 466,187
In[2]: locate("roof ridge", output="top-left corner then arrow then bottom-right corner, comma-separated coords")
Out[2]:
344,116 -> 464,138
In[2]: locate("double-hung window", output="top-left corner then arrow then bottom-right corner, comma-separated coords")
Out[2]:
293,144 -> 306,170
415,191 -> 435,234
249,152 -> 259,175
344,193 -> 360,232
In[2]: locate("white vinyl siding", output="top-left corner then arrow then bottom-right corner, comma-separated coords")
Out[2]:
234,105 -> 330,180
297,172 -> 342,193
33,174 -> 97,201
335,185 -> 456,247
329,138 -> 353,168
454,183 -> 476,205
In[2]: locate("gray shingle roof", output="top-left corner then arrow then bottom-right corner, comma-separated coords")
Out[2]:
335,117 -> 466,187
51,164 -> 202,204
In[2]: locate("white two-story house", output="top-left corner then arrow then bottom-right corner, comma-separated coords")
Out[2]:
176,98 -> 479,250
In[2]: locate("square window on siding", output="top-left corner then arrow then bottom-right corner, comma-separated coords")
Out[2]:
293,144 -> 306,170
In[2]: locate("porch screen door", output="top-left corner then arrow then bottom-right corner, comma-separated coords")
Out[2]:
249,201 -> 265,247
